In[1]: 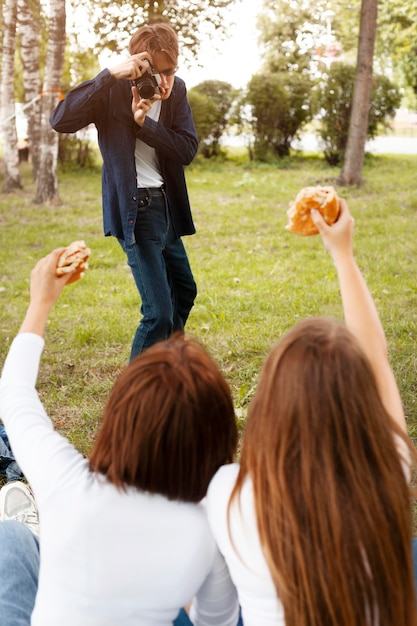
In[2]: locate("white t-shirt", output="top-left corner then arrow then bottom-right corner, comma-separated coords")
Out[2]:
0,334 -> 239,626
135,100 -> 164,188
207,464 -> 284,626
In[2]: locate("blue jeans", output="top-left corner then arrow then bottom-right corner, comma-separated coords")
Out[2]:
173,607 -> 243,625
173,608 -> 193,625
0,425 -> 24,481
119,188 -> 197,361
0,521 -> 39,625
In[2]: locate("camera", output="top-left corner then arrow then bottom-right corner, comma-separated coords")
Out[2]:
133,65 -> 162,99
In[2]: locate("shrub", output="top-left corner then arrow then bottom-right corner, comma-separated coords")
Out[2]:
58,131 -> 98,169
188,80 -> 237,158
316,62 -> 401,165
244,72 -> 315,160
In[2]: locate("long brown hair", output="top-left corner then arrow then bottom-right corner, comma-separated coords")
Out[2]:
231,317 -> 417,626
90,333 -> 237,502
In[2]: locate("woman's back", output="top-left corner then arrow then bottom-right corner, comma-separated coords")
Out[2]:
208,385 -> 414,626
36,467 -> 229,625
0,264 -> 239,626
207,200 -> 417,626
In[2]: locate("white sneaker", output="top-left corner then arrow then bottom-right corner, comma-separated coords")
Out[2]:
0,481 -> 40,538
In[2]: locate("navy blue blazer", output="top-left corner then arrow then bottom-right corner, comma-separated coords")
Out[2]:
50,69 -> 198,243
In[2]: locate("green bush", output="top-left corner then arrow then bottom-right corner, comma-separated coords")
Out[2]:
316,62 -> 401,165
188,80 -> 237,158
58,133 -> 99,170
244,72 -> 315,160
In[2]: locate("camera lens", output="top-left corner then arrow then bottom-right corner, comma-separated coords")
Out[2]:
136,78 -> 156,99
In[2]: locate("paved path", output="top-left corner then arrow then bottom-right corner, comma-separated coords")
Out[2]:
293,133 -> 417,155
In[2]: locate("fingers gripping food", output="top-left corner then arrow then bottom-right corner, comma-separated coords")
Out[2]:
286,186 -> 340,236
56,240 -> 91,277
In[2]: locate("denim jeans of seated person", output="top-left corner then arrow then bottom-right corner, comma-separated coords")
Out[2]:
0,425 -> 24,481
0,520 -> 39,625
0,520 -> 243,625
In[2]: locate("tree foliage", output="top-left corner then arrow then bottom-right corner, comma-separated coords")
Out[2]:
256,0 -> 416,102
378,0 -> 417,98
254,0 -> 403,183
244,72 -> 315,160
257,0 -> 360,74
188,80 -> 237,158
244,0 -> 321,161
71,0 -> 239,62
316,62 -> 401,165
257,0 -> 317,74
61,46 -> 101,95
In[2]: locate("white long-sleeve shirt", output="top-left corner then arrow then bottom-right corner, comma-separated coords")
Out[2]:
207,464 -> 284,626
0,333 -> 238,626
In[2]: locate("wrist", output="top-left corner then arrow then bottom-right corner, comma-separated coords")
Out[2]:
19,301 -> 53,337
134,112 -> 146,127
331,247 -> 354,266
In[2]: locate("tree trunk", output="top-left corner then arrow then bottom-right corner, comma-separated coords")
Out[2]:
337,0 -> 378,186
35,0 -> 66,205
1,0 -> 21,192
18,0 -> 42,181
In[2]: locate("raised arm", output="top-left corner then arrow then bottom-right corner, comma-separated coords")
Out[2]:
50,53 -> 153,133
19,249 -> 80,337
311,200 -> 406,434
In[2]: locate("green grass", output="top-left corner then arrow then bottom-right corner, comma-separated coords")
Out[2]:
1,151 -> 417,457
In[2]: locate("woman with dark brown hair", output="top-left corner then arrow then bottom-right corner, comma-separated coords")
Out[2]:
0,248 -> 239,625
207,199 -> 417,626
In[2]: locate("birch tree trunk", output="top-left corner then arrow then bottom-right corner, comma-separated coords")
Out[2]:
35,0 -> 66,204
337,0 -> 378,186
18,0 -> 42,181
1,0 -> 21,192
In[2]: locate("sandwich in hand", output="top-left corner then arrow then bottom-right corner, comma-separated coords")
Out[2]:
56,240 -> 91,277
286,185 -> 340,236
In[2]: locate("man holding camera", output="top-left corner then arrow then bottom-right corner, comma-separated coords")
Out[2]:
50,23 -> 198,360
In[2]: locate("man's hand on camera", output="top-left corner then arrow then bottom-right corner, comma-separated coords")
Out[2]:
109,53 -> 152,81
131,86 -> 161,127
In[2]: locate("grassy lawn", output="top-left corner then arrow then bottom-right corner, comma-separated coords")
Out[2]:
0,150 -> 416,461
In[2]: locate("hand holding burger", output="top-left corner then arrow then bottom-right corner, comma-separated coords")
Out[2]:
19,242 -> 91,337
56,240 -> 91,280
286,186 -> 340,236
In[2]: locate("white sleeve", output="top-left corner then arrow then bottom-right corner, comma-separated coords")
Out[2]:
0,333 -> 87,501
189,546 -> 239,626
1,333 -> 45,389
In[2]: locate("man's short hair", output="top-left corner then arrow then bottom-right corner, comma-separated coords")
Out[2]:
128,23 -> 179,64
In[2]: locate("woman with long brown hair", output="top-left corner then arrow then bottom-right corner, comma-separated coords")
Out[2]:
207,199 -> 417,626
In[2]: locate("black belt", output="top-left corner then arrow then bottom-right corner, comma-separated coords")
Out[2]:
137,186 -> 165,199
